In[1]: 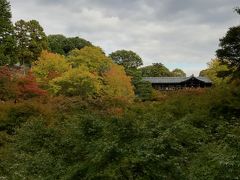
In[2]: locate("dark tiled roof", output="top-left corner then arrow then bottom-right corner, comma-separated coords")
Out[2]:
143,76 -> 212,84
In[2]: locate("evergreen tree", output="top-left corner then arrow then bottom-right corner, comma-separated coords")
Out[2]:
48,34 -> 92,55
216,9 -> 240,78
0,0 -> 17,66
15,20 -> 48,66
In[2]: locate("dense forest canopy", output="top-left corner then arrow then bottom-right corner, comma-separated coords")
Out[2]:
48,35 -> 92,55
0,1 -> 240,179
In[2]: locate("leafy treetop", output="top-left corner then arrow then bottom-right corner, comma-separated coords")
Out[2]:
216,26 -> 240,69
109,50 -> 143,69
67,46 -> 111,74
199,59 -> 230,85
216,9 -> 240,78
0,0 -> 17,66
48,34 -> 92,55
32,51 -> 70,82
14,19 -> 48,66
141,63 -> 172,77
171,68 -> 186,77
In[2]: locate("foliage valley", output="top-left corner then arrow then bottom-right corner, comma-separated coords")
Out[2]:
0,0 -> 240,179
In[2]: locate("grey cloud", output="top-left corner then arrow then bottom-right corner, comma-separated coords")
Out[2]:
9,0 -> 239,75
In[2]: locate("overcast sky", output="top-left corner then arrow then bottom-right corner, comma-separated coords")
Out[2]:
9,0 -> 239,75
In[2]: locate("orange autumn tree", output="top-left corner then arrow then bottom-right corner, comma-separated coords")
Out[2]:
103,63 -> 134,102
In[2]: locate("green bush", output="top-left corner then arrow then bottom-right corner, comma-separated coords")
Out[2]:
0,86 -> 240,179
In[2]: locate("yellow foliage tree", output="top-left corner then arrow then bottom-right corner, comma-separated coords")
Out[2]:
200,59 -> 230,85
67,46 -> 111,74
49,66 -> 102,97
32,51 -> 70,82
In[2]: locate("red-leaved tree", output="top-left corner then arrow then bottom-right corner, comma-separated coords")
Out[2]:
0,66 -> 18,100
17,72 -> 47,99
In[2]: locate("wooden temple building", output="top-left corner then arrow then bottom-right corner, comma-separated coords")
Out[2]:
143,75 -> 212,90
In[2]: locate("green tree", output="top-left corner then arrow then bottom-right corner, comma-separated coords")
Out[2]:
47,34 -> 66,55
109,50 -> 143,69
216,26 -> 240,68
216,10 -> 240,78
48,34 -> 92,55
63,37 -> 92,54
135,80 -> 153,101
141,63 -> 172,77
171,68 -> 186,77
14,20 -> 48,66
199,59 -> 230,85
125,68 -> 153,101
0,0 -> 17,65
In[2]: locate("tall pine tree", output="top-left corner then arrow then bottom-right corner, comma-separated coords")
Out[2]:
0,0 -> 17,66
15,20 -> 48,66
